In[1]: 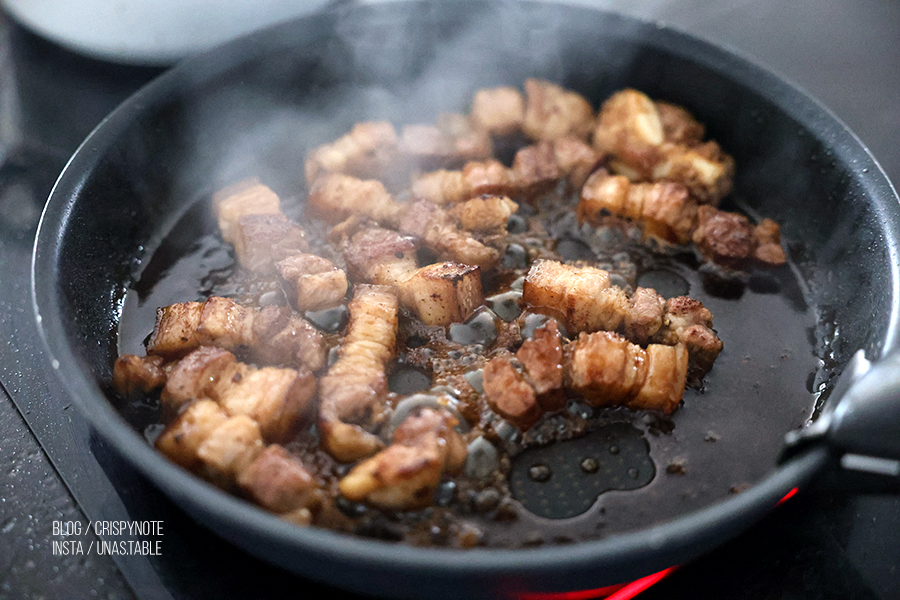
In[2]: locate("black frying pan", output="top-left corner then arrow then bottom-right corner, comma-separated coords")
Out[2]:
31,1 -> 900,598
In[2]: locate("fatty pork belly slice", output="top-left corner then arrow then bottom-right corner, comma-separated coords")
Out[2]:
146,296 -> 326,371
564,331 -> 689,414
318,285 -> 399,462
469,86 -> 526,136
399,199 -> 501,270
398,114 -> 492,172
512,138 -> 606,200
212,178 -> 282,245
276,253 -> 348,312
483,320 -> 566,430
523,260 -> 722,372
237,444 -> 324,525
155,399 -> 265,488
410,159 -> 517,205
592,88 -> 734,205
448,195 -> 519,233
112,354 -> 167,397
232,213 -> 309,274
343,226 -> 484,327
160,346 -> 317,443
522,78 -> 596,142
307,173 -> 405,227
691,205 -> 787,269
339,407 -> 467,510
304,121 -> 399,185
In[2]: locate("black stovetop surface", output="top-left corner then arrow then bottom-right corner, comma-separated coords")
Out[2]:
1,2 -> 898,599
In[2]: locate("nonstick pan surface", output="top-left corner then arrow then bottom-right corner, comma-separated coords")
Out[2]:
32,1 -> 900,598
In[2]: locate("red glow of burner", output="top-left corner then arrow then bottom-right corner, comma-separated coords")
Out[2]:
777,487 -> 799,505
516,567 -> 675,600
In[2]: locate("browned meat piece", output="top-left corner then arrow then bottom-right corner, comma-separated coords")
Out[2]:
469,86 -> 526,136
146,297 -> 326,371
522,78 -> 595,141
160,346 -> 236,417
691,205 -> 756,269
654,296 -> 723,374
237,445 -> 323,525
112,354 -> 167,397
156,399 -> 229,471
158,345 -> 316,443
339,408 -> 467,509
435,113 -> 494,163
515,320 -> 565,411
411,159 -> 517,205
399,115 -> 492,171
512,141 -> 562,198
652,141 -> 735,205
276,253 -> 348,312
401,262 -> 484,327
213,178 -> 282,245
551,136 -> 606,192
578,169 -> 698,244
624,287 -> 666,342
343,227 -> 419,287
448,195 -> 518,232
752,218 -> 787,266
656,101 -> 705,145
216,363 -> 317,443
195,415 -> 265,488
564,331 -> 688,414
593,89 -> 734,205
523,259 -> 631,335
318,285 -> 398,462
233,213 -> 309,273
483,354 -> 542,430
307,173 -> 405,226
304,121 -> 399,184
399,200 -> 501,270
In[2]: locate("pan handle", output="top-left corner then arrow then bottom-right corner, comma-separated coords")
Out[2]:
780,349 -> 900,492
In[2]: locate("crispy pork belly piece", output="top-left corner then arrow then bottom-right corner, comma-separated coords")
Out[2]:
195,414 -> 265,487
343,227 -> 419,287
523,259 -> 630,335
276,253 -> 348,312
399,115 -> 492,171
435,113 -> 494,163
654,296 -> 723,374
625,287 -> 666,343
449,195 -> 518,232
593,89 -> 734,204
400,200 -> 501,270
238,445 -> 323,525
483,354 -> 542,430
339,408 -> 467,510
470,86 -> 526,136
578,169 -> 698,245
304,121 -> 399,184
752,218 -> 787,266
517,320 -> 566,411
159,345 -> 317,443
233,213 -> 309,273
512,141 -> 562,198
411,159 -> 517,205
691,205 -> 786,269
401,262 -> 484,327
552,136 -> 606,192
146,297 -> 326,371
160,346 -> 236,416
522,78 -> 595,141
156,399 -> 230,471
564,331 -> 688,414
318,285 -> 398,462
215,364 -> 317,443
213,179 -> 282,245
307,173 -> 405,226
652,141 -> 735,205
112,354 -> 167,397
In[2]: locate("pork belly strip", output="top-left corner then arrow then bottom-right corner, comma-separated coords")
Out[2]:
156,401 -> 322,522
399,199 -> 501,270
469,86 -> 525,136
592,88 -> 734,205
578,170 -> 786,268
448,195 -> 518,232
276,253 -> 348,312
304,121 -> 399,185
522,260 -> 722,371
343,227 -> 484,327
212,178 -> 282,245
318,285 -> 399,462
307,173 -> 405,226
522,78 -> 595,141
112,354 -> 167,396
232,213 -> 309,274
145,297 -> 326,371
160,346 -> 317,443
339,407 -> 467,510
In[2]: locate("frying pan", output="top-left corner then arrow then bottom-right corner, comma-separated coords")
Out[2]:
31,1 -> 900,598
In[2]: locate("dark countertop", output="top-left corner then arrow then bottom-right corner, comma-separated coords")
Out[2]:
1,1 -> 898,599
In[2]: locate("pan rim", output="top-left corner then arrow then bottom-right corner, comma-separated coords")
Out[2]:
30,0 -> 900,591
